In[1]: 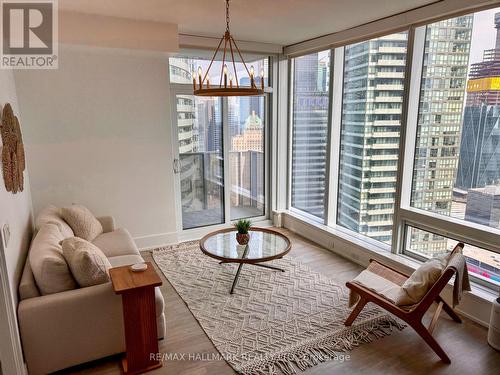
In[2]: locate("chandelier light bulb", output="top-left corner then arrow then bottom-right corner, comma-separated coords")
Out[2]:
223,64 -> 228,88
198,66 -> 203,88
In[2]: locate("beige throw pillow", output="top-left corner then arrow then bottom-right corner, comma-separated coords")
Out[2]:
399,258 -> 445,305
61,205 -> 103,241
61,237 -> 112,287
35,205 -> 74,238
29,223 -> 77,295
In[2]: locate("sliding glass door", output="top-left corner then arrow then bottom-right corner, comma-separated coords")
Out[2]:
228,96 -> 266,220
172,92 -> 268,230
175,95 -> 225,229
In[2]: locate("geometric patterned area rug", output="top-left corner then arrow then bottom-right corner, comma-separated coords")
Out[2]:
152,240 -> 405,375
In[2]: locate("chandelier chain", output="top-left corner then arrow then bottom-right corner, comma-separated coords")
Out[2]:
194,0 -> 264,96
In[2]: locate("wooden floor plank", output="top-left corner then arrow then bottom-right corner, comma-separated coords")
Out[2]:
55,228 -> 500,375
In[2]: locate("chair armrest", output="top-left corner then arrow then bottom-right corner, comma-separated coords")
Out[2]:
97,215 -> 115,233
18,283 -> 124,375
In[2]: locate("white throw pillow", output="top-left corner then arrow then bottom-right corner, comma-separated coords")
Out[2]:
61,237 -> 112,287
29,223 -> 77,295
399,258 -> 445,305
61,204 -> 103,241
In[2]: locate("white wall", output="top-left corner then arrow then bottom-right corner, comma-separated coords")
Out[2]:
0,69 -> 33,375
14,45 -> 178,248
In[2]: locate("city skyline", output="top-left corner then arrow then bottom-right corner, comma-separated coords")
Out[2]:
169,10 -> 500,283
170,56 -> 266,228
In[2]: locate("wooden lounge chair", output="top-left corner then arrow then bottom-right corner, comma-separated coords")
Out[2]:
344,243 -> 465,363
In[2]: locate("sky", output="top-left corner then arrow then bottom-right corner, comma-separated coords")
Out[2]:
469,7 -> 499,65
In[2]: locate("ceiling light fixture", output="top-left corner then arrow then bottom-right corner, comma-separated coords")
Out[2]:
193,0 -> 265,96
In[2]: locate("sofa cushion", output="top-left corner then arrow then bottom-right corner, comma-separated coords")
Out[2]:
36,205 -> 74,238
92,228 -> 139,257
61,205 -> 103,241
18,259 -> 41,300
29,223 -> 77,295
108,254 -> 144,268
62,237 -> 112,287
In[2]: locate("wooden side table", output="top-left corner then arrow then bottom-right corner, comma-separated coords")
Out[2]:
109,262 -> 163,374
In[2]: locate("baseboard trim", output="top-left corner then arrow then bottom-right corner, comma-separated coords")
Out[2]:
134,231 -> 178,251
136,219 -> 274,251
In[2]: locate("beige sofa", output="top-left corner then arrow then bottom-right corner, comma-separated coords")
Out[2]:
17,206 -> 165,375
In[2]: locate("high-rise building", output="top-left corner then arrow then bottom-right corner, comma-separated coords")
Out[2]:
337,16 -> 473,248
410,16 -> 473,255
456,12 -> 500,191
231,111 -> 264,152
291,53 -> 330,218
464,185 -> 500,228
338,33 -> 408,243
230,112 -> 265,214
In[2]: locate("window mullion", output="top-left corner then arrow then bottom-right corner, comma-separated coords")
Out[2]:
326,47 -> 344,227
390,27 -> 417,254
286,58 -> 294,212
222,98 -> 231,224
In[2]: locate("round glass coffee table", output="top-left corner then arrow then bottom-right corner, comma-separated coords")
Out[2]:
200,227 -> 291,294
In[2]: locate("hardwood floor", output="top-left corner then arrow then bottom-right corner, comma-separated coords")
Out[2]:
56,229 -> 500,375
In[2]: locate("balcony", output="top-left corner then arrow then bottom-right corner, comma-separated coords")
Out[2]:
375,84 -> 404,90
376,71 -> 404,78
377,59 -> 406,66
375,96 -> 403,102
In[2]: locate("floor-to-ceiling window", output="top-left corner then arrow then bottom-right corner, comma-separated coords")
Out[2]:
169,55 -> 270,230
338,32 -> 408,245
228,96 -> 266,220
290,51 -> 330,220
405,11 -> 500,285
286,6 -> 500,287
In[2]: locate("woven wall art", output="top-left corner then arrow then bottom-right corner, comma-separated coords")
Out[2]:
1,103 -> 25,193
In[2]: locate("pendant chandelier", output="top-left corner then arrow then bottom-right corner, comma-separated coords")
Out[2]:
193,0 -> 265,96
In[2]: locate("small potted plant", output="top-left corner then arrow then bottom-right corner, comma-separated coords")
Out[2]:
234,219 -> 252,245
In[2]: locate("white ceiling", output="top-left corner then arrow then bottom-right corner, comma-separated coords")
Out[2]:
59,0 -> 437,46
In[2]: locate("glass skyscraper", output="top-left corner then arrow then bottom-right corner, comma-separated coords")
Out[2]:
337,17 -> 473,247
456,12 -> 500,192
411,15 -> 473,254
291,52 -> 330,219
338,33 -> 408,244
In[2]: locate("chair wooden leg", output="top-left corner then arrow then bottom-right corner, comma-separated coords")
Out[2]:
344,298 -> 367,326
428,301 -> 443,335
436,296 -> 461,323
413,322 -> 451,364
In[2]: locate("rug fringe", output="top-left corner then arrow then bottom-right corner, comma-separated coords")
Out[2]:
239,316 -> 405,375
